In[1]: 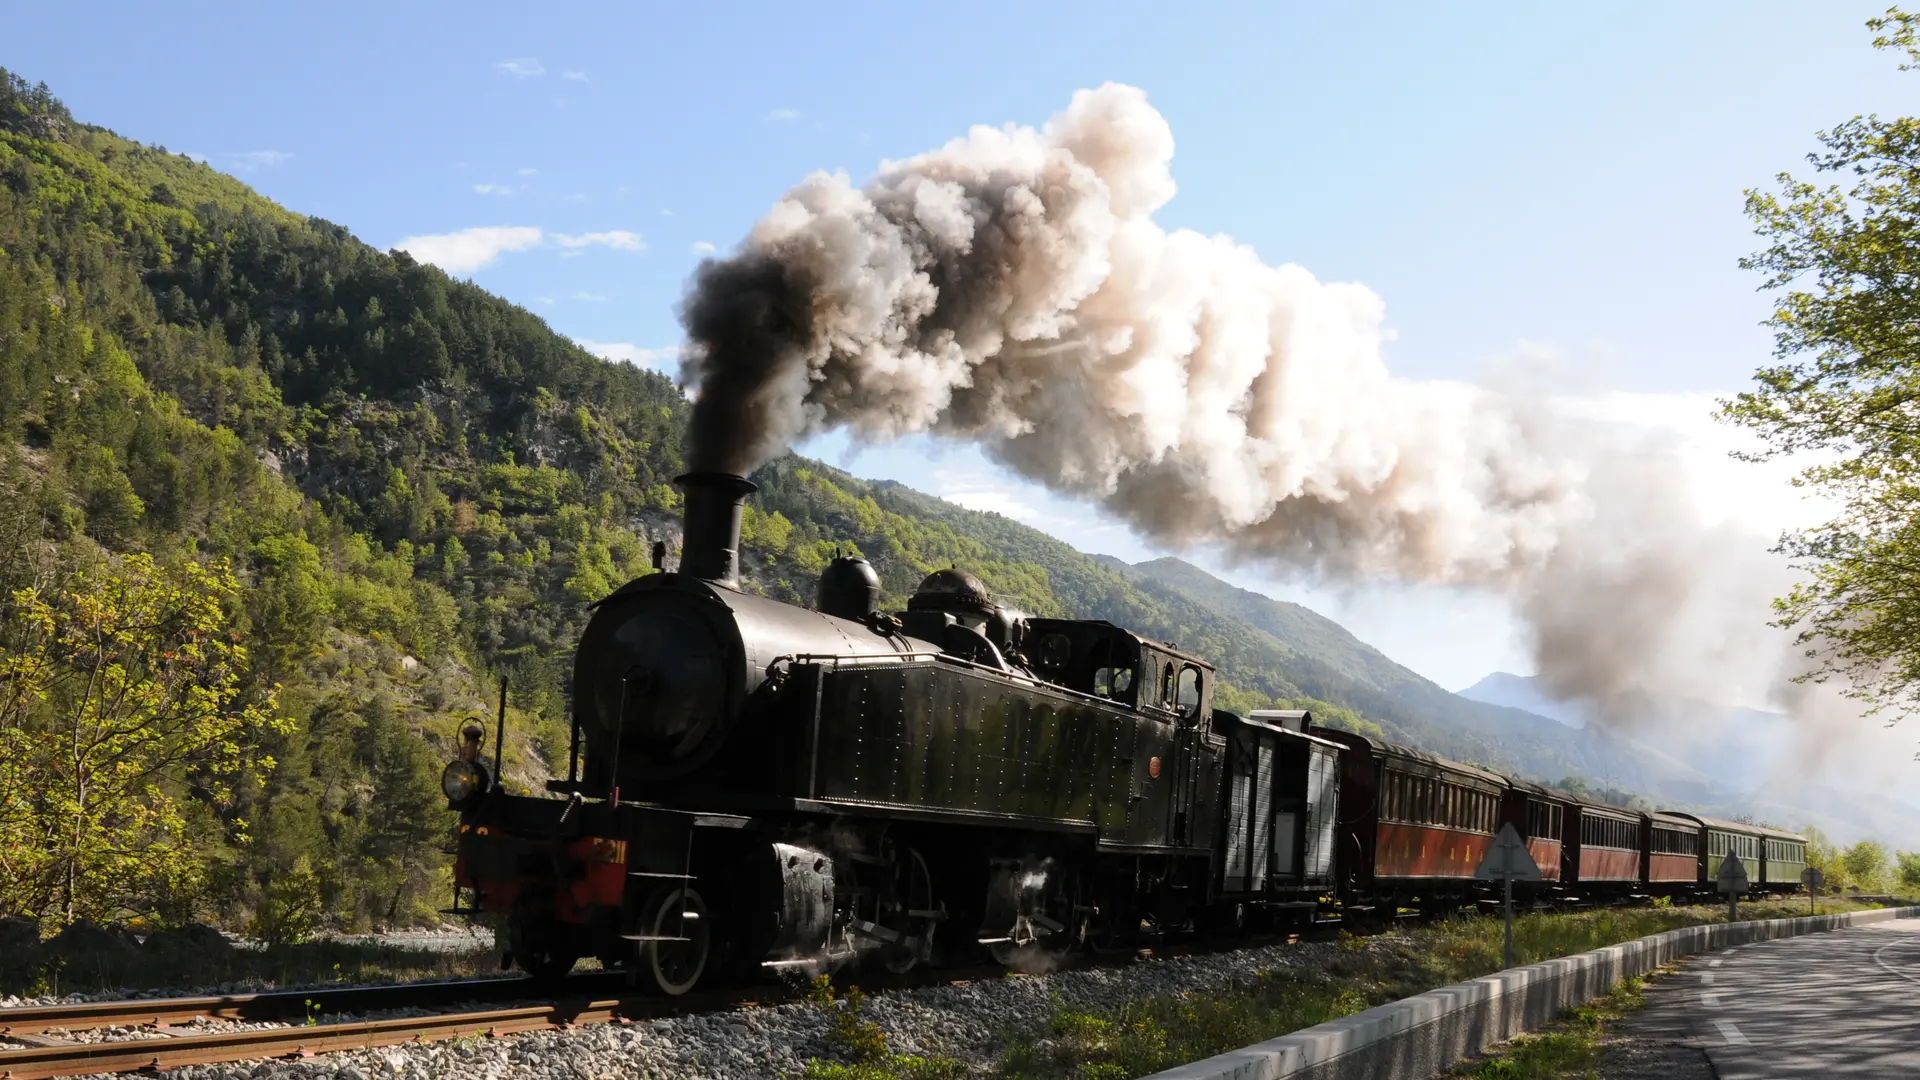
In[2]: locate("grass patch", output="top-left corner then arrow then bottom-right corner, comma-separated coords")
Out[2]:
1,933 -> 498,998
1452,972 -> 1650,1079
803,974 -> 967,1080
996,899 -> 1892,1079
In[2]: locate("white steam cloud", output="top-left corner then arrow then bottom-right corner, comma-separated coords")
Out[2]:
676,83 -> 1869,751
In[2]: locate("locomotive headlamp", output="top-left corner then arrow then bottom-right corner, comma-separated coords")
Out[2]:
441,758 -> 489,803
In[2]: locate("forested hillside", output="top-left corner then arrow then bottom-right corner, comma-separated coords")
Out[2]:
0,69 -> 1692,938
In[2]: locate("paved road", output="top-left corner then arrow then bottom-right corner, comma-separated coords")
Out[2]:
1680,916 -> 1920,1079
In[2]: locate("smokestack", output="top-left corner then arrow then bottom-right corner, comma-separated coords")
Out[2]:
675,472 -> 757,588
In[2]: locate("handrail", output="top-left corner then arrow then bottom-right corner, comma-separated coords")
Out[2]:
770,651 -> 1142,712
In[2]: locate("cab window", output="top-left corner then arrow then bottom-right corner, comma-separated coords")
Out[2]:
1175,665 -> 1201,719
1093,665 -> 1135,699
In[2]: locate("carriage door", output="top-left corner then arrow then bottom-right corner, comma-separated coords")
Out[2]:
1303,744 -> 1340,883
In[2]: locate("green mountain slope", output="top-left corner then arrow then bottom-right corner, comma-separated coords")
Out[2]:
0,69 -> 1725,933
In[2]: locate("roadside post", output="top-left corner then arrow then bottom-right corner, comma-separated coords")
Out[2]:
1717,851 -> 1750,922
1802,866 -> 1824,916
1475,823 -> 1542,969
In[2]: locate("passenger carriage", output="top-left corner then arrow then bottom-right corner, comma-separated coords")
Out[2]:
1316,729 -> 1505,913
1498,778 -> 1568,898
1666,813 -> 1763,898
1757,825 -> 1810,895
1643,811 -> 1703,897
1563,801 -> 1641,901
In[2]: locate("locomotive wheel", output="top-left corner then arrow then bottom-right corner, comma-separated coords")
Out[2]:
880,847 -> 940,975
630,885 -> 711,996
508,896 -> 579,981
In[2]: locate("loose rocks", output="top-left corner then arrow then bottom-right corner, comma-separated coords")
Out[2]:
51,938 -> 1340,1079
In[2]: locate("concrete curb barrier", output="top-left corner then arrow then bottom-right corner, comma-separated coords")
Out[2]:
1146,905 -> 1920,1080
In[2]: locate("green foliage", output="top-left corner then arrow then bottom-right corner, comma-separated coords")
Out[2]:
0,66 -> 686,930
250,855 -> 324,944
1453,975 -> 1647,1079
1800,825 -> 1896,892
1001,970 -> 1368,1079
804,975 -> 965,1080
802,1057 -> 968,1080
0,931 -> 495,997
1722,10 -> 1920,718
0,552 -> 284,925
1897,850 -> 1920,890
1842,839 -> 1893,891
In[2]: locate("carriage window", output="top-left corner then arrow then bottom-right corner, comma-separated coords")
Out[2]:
1176,665 -> 1202,719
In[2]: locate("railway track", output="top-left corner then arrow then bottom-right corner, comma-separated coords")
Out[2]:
0,956 -> 1023,1078
0,924 -> 1338,1078
0,972 -> 747,1080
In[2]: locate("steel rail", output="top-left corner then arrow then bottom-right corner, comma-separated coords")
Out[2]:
0,974 -> 627,1037
0,920 -> 1360,1078
0,997 -> 638,1080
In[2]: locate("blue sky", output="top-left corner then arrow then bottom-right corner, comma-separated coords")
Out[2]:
11,1 -> 1912,690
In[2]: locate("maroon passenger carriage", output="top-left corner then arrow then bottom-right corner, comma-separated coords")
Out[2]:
1317,730 -> 1504,914
1498,779 -> 1568,899
1643,811 -> 1703,898
1563,801 -> 1642,901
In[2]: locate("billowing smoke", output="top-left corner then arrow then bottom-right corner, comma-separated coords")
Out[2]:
676,83 -> 1855,746
682,84 -> 1576,584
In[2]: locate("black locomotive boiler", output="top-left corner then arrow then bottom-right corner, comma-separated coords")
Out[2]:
447,472 -> 1343,994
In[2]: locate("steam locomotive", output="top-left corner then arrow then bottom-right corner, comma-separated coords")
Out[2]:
444,472 -> 1809,995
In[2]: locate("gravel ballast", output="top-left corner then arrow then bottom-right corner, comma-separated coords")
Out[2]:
44,938 -> 1347,1080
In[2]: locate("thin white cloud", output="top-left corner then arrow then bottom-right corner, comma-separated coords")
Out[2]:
227,150 -> 293,172
553,230 -> 644,252
392,226 -> 646,272
564,193 -> 586,203
561,70 -> 588,82
573,291 -> 607,302
472,183 -> 516,196
575,339 -> 681,372
518,167 -> 539,176
765,108 -> 802,122
536,297 -> 556,306
690,241 -> 717,255
496,57 -> 544,78
659,208 -> 673,217
395,226 -> 544,273
183,151 -> 208,164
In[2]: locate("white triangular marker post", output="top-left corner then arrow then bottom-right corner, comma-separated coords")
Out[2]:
1475,823 -> 1541,969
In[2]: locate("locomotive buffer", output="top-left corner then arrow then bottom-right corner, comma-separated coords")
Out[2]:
1475,823 -> 1541,969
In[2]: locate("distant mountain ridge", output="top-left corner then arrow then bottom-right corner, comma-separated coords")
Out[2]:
1459,672 -> 1589,727
1457,673 -> 1920,847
